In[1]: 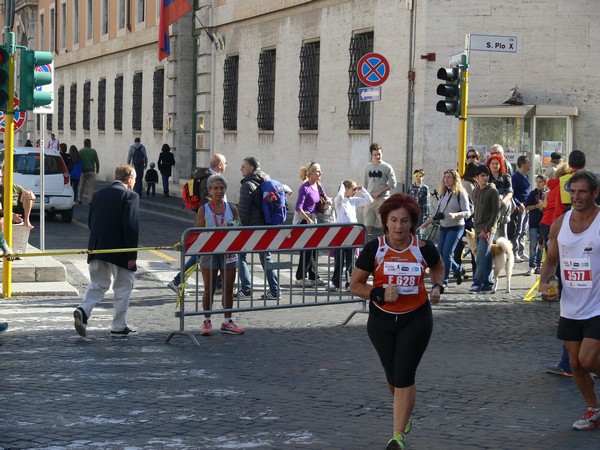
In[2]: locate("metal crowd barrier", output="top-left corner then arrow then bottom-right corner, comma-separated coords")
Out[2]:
165,223 -> 368,346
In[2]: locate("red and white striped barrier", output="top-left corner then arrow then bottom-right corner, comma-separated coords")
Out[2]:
184,224 -> 366,254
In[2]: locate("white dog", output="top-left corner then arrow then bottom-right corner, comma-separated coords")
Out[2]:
464,229 -> 514,293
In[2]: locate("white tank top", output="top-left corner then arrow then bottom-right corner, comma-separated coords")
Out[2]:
557,208 -> 600,320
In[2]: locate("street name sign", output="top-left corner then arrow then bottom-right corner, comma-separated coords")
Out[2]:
468,34 -> 517,53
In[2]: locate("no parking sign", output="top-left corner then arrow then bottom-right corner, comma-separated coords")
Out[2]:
357,53 -> 390,87
0,96 -> 26,132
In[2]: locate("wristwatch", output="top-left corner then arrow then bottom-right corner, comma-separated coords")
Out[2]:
432,283 -> 445,295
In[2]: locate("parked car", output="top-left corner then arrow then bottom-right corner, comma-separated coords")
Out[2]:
0,147 -> 74,222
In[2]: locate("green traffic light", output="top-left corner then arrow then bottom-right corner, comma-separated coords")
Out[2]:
0,45 -> 10,111
19,49 -> 53,111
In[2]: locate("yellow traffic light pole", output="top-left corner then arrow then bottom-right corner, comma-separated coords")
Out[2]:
457,55 -> 469,177
2,34 -> 15,298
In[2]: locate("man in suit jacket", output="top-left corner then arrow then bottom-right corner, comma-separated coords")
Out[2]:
73,164 -> 140,338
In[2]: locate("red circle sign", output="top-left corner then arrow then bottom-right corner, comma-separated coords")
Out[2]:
357,53 -> 390,87
0,96 -> 26,133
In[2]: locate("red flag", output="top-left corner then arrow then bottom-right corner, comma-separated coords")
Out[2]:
158,0 -> 192,61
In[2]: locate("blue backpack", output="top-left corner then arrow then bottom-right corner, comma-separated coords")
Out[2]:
261,179 -> 287,225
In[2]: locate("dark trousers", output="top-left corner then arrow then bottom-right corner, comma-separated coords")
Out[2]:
331,248 -> 354,288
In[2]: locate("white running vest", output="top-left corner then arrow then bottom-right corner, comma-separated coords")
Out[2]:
557,208 -> 600,320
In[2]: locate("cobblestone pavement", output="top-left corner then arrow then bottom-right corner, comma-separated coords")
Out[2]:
1,263 -> 599,450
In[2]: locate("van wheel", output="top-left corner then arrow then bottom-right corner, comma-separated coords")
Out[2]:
61,208 -> 74,223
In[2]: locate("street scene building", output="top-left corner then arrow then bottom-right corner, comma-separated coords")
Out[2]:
1,0 -> 597,200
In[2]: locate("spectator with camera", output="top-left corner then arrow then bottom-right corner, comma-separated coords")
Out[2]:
419,169 -> 471,288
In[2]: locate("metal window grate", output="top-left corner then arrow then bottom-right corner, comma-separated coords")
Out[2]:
98,78 -> 106,131
83,81 -> 91,131
69,83 -> 77,131
298,41 -> 320,130
57,85 -> 64,131
223,55 -> 239,131
114,75 -> 123,131
347,31 -> 373,130
257,49 -> 276,131
132,72 -> 142,131
153,68 -> 164,130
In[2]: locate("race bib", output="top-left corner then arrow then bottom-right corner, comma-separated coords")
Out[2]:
561,257 -> 592,288
383,261 -> 421,295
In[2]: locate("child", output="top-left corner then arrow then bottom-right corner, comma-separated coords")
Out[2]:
145,162 -> 159,197
408,169 -> 430,238
327,180 -> 373,291
524,174 -> 547,274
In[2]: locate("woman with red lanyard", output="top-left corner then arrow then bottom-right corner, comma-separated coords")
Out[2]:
196,175 -> 244,337
350,193 -> 444,450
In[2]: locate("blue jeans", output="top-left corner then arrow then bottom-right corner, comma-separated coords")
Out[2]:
173,256 -> 198,285
438,225 -> 464,283
238,252 -> 279,295
473,232 -> 494,287
161,174 -> 170,194
528,227 -> 543,268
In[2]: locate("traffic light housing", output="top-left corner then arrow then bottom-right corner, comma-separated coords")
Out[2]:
0,45 -> 10,111
19,49 -> 53,111
436,67 -> 461,117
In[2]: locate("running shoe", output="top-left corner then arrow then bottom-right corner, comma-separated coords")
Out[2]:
167,281 -> 188,297
534,267 -> 541,274
235,290 -> 252,300
469,284 -> 481,293
295,278 -> 315,287
573,407 -> 600,431
261,292 -> 280,300
545,364 -> 573,377
385,432 -> 406,450
110,326 -> 138,337
221,320 -> 245,335
200,320 -> 212,336
73,307 -> 88,337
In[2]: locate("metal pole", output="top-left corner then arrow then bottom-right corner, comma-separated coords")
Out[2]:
457,54 -> 469,177
39,114 -> 45,250
2,31 -> 15,298
369,101 -> 374,151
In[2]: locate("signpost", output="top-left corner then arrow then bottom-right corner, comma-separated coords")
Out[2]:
357,53 -> 390,149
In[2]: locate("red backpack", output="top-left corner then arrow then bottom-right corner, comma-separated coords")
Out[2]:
181,168 -> 212,212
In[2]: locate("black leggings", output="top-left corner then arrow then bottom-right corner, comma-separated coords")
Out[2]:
367,302 -> 433,388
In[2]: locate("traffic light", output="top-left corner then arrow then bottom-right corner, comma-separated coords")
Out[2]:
19,49 -> 53,111
0,45 -> 10,111
436,66 -> 461,117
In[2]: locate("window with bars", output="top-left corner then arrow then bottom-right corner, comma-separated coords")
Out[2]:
298,41 -> 320,130
223,55 -> 239,131
69,83 -> 77,130
114,75 -> 123,131
257,49 -> 276,131
132,72 -> 142,131
98,79 -> 106,131
46,114 -> 53,131
153,68 -> 164,130
57,85 -> 64,130
83,81 -> 91,130
347,31 -> 373,130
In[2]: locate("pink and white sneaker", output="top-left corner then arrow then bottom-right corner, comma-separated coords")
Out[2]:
220,320 -> 245,335
200,320 -> 212,336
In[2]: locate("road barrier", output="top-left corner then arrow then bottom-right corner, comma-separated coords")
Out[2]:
165,223 -> 368,346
